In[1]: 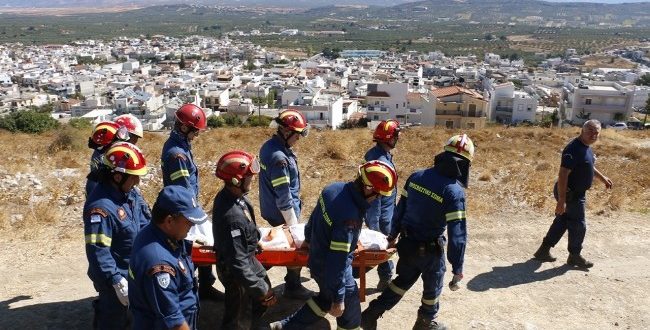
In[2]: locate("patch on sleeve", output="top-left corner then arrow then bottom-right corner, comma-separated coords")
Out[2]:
274,159 -> 288,168
156,272 -> 171,289
89,208 -> 108,218
231,229 -> 242,238
562,153 -> 573,161
147,264 -> 177,277
90,214 -> 102,223
117,207 -> 127,221
173,153 -> 187,161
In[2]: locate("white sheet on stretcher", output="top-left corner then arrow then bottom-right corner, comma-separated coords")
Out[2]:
186,220 -> 214,246
257,224 -> 388,251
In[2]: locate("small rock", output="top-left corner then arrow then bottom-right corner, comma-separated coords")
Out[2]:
10,214 -> 24,224
614,322 -> 619,326
312,171 -> 322,178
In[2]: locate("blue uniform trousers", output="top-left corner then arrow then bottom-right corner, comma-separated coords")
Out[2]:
279,266 -> 361,330
542,192 -> 587,255
367,237 -> 445,319
92,284 -> 130,330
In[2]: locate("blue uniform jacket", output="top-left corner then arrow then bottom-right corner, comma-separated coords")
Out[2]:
304,182 -> 369,303
259,135 -> 302,226
561,138 -> 595,192
129,223 -> 198,329
390,168 -> 468,275
161,130 -> 199,197
84,183 -> 150,288
364,144 -> 397,232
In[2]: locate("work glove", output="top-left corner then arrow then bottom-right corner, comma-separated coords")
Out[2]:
112,277 -> 129,306
448,273 -> 463,291
193,233 -> 209,246
260,289 -> 278,307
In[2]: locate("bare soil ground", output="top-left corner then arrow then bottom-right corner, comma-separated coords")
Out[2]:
0,127 -> 648,329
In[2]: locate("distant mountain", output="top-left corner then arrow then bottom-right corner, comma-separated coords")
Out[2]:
0,0 -> 419,8
374,0 -> 650,24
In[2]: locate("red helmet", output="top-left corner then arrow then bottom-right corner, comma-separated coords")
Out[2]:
358,160 -> 397,197
215,150 -> 261,186
114,114 -> 143,138
91,121 -> 129,147
276,109 -> 309,137
373,119 -> 400,143
443,134 -> 475,162
103,142 -> 148,176
175,104 -> 207,130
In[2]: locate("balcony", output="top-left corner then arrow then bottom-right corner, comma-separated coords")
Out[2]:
368,105 -> 388,112
436,110 -> 462,116
495,106 -> 513,113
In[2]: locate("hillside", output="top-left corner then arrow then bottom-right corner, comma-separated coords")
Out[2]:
0,126 -> 649,329
0,126 -> 648,237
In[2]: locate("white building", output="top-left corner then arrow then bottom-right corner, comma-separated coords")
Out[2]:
488,82 -> 538,123
365,82 -> 435,125
562,81 -> 635,125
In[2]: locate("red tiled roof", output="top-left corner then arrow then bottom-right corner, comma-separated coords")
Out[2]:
431,86 -> 483,99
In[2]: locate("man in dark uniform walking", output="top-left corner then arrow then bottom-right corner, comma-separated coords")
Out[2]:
212,150 -> 277,329
534,119 -> 613,268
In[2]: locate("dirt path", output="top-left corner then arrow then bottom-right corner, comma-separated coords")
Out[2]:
1,209 -> 648,329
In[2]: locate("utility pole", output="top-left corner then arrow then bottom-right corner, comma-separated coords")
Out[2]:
257,85 -> 261,117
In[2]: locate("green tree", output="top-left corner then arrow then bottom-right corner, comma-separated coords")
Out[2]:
636,73 -> 650,86
0,110 -> 59,133
68,117 -> 93,129
179,54 -> 186,69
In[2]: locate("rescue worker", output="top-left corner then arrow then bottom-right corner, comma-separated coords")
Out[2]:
114,113 -> 144,145
533,119 -> 613,268
361,134 -> 475,330
83,142 -> 150,329
86,121 -> 130,196
258,109 -> 312,299
129,185 -> 208,330
364,119 -> 400,290
160,103 -> 224,301
270,161 -> 398,330
212,150 -> 278,329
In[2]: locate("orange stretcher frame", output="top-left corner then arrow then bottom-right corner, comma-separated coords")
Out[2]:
192,246 -> 396,302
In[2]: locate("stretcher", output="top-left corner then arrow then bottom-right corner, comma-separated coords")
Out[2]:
191,246 -> 396,302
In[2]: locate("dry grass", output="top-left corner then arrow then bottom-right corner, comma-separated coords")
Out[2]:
1,126 -> 648,236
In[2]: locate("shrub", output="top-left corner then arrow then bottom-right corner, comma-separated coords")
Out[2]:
0,110 -> 59,133
222,114 -> 243,127
68,117 -> 93,129
49,127 -> 87,153
207,115 -> 224,128
246,115 -> 273,127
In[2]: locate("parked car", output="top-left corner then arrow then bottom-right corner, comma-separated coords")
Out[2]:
607,122 -> 628,131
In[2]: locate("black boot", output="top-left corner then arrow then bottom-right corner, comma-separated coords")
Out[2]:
361,307 -> 384,330
533,243 -> 557,262
567,254 -> 594,268
412,315 -> 447,330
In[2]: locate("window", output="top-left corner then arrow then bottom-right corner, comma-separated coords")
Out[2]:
403,102 -> 406,107
527,107 -> 532,112
467,122 -> 476,129
585,98 -> 592,105
396,104 -> 399,109
319,112 -> 323,120
445,120 -> 454,129
375,101 -> 379,105
373,115 -> 379,120
518,104 -> 524,111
